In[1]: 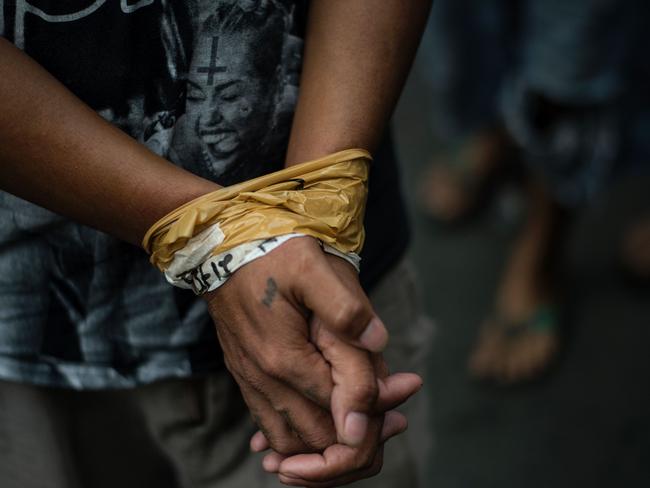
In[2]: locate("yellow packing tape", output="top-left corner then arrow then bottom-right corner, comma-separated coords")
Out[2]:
143,148 -> 371,272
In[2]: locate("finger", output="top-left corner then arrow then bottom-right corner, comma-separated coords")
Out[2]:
247,370 -> 420,454
278,444 -> 385,486
265,413 -> 404,485
311,319 -> 378,447
375,372 -> 423,411
370,354 -> 421,411
263,451 -> 286,473
277,452 -> 382,488
242,358 -> 337,452
233,367 -> 312,456
254,409 -> 407,456
280,318 -> 383,482
277,457 -> 380,488
217,340 -> 307,453
259,342 -> 335,410
294,247 -> 388,352
220,324 -> 337,453
381,410 -> 408,440
250,430 -> 270,453
277,460 -> 382,488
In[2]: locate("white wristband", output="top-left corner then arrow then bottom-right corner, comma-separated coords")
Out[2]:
163,227 -> 361,295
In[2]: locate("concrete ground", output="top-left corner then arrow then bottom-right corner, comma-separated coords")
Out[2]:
393,60 -> 650,488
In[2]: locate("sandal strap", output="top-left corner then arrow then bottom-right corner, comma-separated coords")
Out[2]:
493,305 -> 558,337
527,305 -> 558,333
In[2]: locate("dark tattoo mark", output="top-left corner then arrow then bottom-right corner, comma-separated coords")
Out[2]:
261,277 -> 278,308
197,36 -> 227,85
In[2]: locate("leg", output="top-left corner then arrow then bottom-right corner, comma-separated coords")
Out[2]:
0,380 -> 81,488
468,176 -> 562,384
132,372 -> 277,488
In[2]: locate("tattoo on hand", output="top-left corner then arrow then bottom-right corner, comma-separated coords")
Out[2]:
261,277 -> 278,308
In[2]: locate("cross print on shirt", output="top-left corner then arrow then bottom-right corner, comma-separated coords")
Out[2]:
197,36 -> 227,85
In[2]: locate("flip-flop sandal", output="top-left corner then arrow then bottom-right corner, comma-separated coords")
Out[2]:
470,305 -> 560,385
501,305 -> 558,338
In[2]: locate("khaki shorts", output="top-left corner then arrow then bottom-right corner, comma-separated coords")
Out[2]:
0,259 -> 434,488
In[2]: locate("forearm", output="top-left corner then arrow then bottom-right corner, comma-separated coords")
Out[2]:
285,0 -> 431,165
0,38 -> 218,245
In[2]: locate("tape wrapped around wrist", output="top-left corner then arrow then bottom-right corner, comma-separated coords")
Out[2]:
142,148 -> 371,294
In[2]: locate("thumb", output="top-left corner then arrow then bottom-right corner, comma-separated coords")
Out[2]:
294,252 -> 388,352
310,318 -> 379,447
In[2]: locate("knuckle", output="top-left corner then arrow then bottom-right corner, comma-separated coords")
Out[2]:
331,299 -> 365,334
314,326 -> 337,349
352,381 -> 379,409
257,348 -> 289,380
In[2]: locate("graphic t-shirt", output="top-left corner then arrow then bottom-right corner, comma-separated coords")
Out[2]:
0,0 -> 409,388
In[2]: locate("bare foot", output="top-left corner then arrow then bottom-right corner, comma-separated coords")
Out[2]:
468,180 -> 561,385
419,127 -> 514,223
469,313 -> 559,385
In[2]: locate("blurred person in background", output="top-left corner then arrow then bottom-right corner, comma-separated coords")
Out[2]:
418,0 -> 648,385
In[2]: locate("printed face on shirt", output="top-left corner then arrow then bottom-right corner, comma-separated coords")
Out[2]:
184,25 -> 281,179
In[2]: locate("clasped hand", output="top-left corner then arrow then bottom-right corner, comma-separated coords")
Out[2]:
204,237 -> 421,487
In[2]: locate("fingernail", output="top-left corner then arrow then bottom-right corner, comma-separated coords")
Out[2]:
262,455 -> 281,473
359,318 -> 388,352
344,411 -> 369,446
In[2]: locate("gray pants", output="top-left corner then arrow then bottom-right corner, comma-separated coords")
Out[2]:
0,259 -> 433,488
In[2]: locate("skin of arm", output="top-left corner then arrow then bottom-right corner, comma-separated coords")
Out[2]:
285,0 -> 432,165
0,37 -> 218,245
